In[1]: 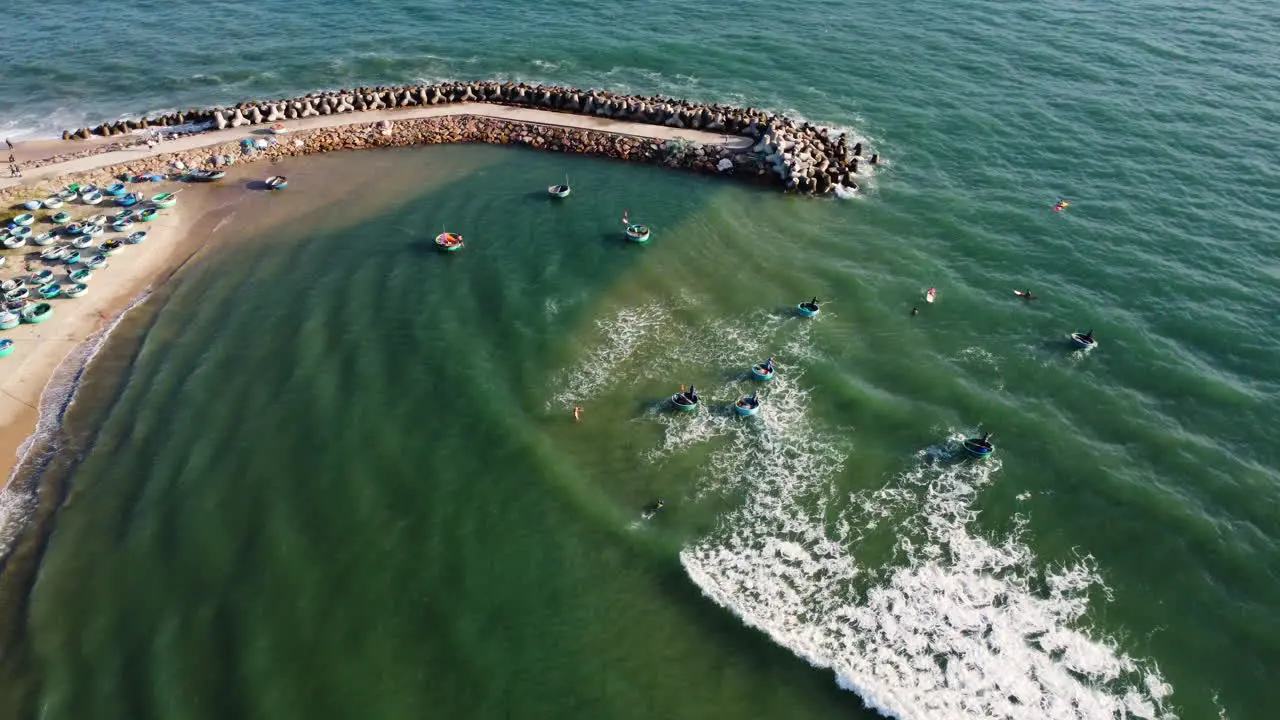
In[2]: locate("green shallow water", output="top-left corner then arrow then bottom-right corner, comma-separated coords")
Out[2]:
2,0 -> 1280,718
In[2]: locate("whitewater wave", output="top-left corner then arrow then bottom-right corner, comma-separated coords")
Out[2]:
555,300 -> 1174,719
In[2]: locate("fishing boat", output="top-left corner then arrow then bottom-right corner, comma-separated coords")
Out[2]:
68,268 -> 93,283
21,303 -> 53,324
138,208 -> 159,222
0,312 -> 18,331
265,176 -> 288,190
84,254 -> 108,269
40,245 -> 68,261
83,224 -> 104,238
4,300 -> 23,313
111,219 -> 134,232
269,122 -> 288,134
28,269 -> 52,285
43,196 -> 63,209
797,298 -> 821,317
5,286 -> 29,301
1070,331 -> 1098,350
117,192 -> 142,207
31,231 -> 56,246
0,339 -> 13,358
751,359 -> 776,381
9,225 -> 31,240
125,231 -> 147,244
11,213 -> 35,227
37,283 -> 61,300
735,392 -> 762,416
81,190 -> 104,205
183,169 -> 226,182
52,212 -> 71,225
547,175 -> 571,198
72,235 -> 93,249
0,279 -> 18,293
671,385 -> 700,412
78,184 -> 98,196
64,283 -> 88,298
104,182 -> 127,196
962,433 -> 995,460
113,209 -> 135,221
150,192 -> 177,208
101,240 -> 123,255
57,187 -> 78,201
2,234 -> 26,249
63,250 -> 82,265
435,231 -> 465,252
624,224 -> 651,243
86,214 -> 107,225
22,200 -> 42,211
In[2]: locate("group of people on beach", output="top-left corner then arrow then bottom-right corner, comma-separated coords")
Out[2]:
5,138 -> 19,177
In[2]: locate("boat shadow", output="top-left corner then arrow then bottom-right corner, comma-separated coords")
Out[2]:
244,180 -> 272,191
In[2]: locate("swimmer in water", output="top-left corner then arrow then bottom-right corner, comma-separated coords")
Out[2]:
573,407 -> 582,422
911,307 -> 919,316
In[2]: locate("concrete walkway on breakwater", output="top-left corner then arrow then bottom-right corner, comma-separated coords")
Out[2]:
1,104 -> 755,192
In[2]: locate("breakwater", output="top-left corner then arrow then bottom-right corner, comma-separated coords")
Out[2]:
58,82 -> 874,195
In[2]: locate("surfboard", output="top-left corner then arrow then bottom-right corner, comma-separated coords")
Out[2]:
925,288 -> 937,304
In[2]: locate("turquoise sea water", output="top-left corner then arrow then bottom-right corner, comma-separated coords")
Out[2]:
3,1 -> 1280,718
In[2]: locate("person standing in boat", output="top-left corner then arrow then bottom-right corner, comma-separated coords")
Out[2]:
765,357 -> 775,373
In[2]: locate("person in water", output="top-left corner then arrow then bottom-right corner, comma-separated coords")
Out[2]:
911,307 -> 919,316
1082,330 -> 1094,343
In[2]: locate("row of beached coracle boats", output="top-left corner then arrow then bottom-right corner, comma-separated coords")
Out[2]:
3,203 -> 164,250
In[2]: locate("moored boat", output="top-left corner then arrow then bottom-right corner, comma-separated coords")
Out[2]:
735,392 -> 762,416
0,279 -> 18,293
52,212 -> 71,225
21,302 -> 53,324
183,169 -> 226,182
138,208 -> 159,222
31,231 -> 57,246
63,250 -> 82,265
84,253 -> 108,269
43,196 -> 63,209
125,231 -> 147,244
81,190 -> 104,205
22,200 -> 42,211
68,268 -> 93,283
117,192 -> 142,207
0,339 -> 13,357
11,213 -> 34,227
101,240 -> 123,255
751,358 -> 776,381
962,433 -> 995,460
671,385 -> 700,412
112,209 -> 135,222
2,234 -> 26,249
435,232 -> 465,252
72,235 -> 93,249
104,182 -> 127,196
0,312 -> 18,331
29,269 -> 53,285
5,286 -> 29,301
624,223 -> 650,243
798,297 -> 821,317
548,174 -> 571,198
1070,330 -> 1098,350
150,192 -> 177,208
37,283 -> 61,300
112,219 -> 135,232
64,283 -> 88,298
40,245 -> 68,261
265,176 -> 288,190
82,223 -> 104,238
86,214 -> 107,225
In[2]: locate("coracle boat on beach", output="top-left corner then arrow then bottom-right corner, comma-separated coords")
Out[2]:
138,208 -> 159,222
5,286 -> 29,301
104,182 -> 127,197
11,213 -> 35,227
43,196 -> 63,209
31,231 -> 56,246
435,232 -> 465,252
72,235 -> 93,249
183,169 -> 226,182
117,192 -> 142,207
64,283 -> 88,298
52,212 -> 71,225
68,268 -> 92,283
31,269 -> 54,285
2,234 -> 27,249
265,176 -> 288,190
40,245 -> 68,261
269,123 -> 288,134
81,190 -> 104,205
86,214 -> 107,226
0,312 -> 18,331
63,250 -> 82,265
101,240 -> 123,256
37,283 -> 61,300
84,254 -> 108,269
125,231 -> 147,244
0,339 -> 13,358
624,224 -> 650,243
21,303 -> 52,324
113,209 -> 135,221
111,219 -> 134,232
151,192 -> 177,208
22,200 -> 42,211
0,279 -> 19,294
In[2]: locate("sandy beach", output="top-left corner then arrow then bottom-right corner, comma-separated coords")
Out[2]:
0,190 -> 217,486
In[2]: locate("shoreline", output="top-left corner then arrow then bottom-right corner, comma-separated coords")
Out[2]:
3,82 -> 874,197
